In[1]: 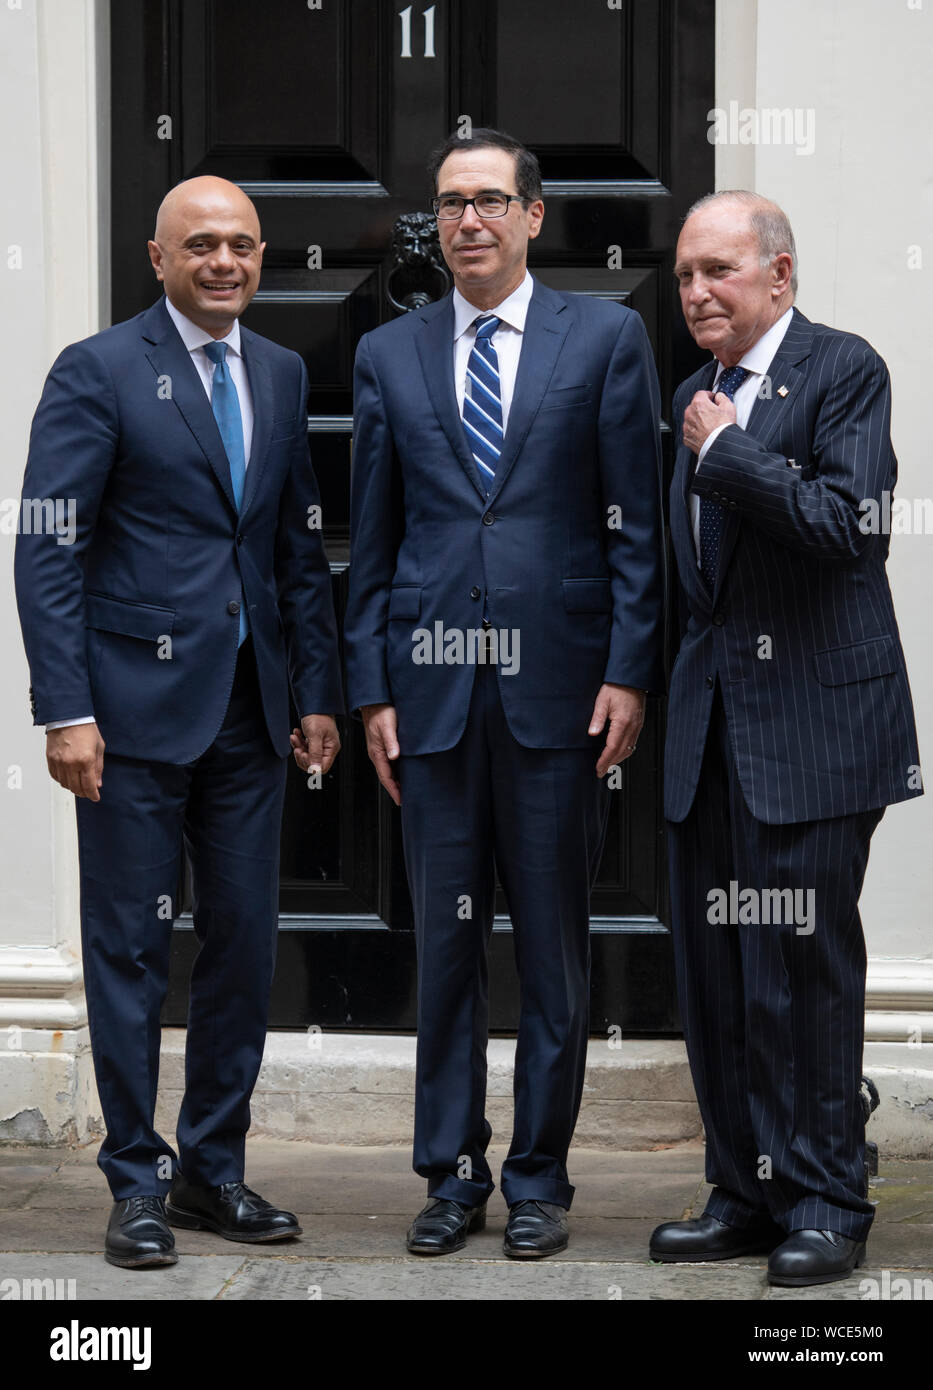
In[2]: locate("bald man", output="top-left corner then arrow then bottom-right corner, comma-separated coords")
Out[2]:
650,192 -> 921,1285
15,177 -> 343,1267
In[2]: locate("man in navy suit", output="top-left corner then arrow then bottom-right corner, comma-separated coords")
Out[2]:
15,177 -> 342,1268
650,191 -> 922,1285
345,129 -> 665,1258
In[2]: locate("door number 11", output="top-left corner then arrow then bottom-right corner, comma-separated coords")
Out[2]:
399,5 -> 436,58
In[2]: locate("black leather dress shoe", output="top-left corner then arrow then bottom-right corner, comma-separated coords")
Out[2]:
165,1175 -> 301,1243
105,1196 -> 177,1269
406,1198 -> 487,1254
503,1200 -> 569,1258
650,1212 -> 784,1262
768,1229 -> 866,1286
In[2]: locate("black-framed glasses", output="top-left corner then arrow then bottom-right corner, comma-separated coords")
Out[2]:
432,193 -> 526,220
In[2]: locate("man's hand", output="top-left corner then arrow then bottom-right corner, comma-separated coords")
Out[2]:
588,684 -> 645,778
46,723 -> 105,801
290,715 -> 341,775
360,703 -> 401,806
682,389 -> 738,455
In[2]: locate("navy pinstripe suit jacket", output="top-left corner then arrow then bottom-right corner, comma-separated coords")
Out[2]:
665,308 -> 922,825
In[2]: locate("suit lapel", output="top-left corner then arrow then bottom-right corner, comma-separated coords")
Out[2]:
239,328 -> 274,517
142,298 -> 238,515
672,363 -> 717,608
741,309 -> 812,447
415,296 -> 487,501
414,280 -> 572,504
713,310 -> 813,598
485,285 -> 570,507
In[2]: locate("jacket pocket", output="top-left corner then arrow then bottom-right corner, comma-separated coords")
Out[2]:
85,592 -> 176,640
387,585 -> 422,621
813,634 -> 898,686
270,417 -> 295,442
562,577 -> 612,613
540,383 -> 592,412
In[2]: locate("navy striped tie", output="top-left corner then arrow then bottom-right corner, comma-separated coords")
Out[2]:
462,315 -> 503,487
698,364 -> 751,588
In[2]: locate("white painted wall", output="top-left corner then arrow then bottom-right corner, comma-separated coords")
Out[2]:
716,0 -> 933,962
0,0 -> 104,1140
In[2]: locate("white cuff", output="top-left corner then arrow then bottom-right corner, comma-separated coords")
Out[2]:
46,716 -> 96,731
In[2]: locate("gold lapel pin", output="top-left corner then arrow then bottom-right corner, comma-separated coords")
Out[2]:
777,385 -> 790,398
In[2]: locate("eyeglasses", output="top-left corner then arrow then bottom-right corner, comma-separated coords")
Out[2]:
432,193 -> 526,220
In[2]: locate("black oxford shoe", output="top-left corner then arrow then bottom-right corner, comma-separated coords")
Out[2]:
650,1212 -> 784,1262
406,1198 -> 487,1255
105,1195 -> 177,1269
165,1175 -> 301,1243
768,1229 -> 866,1286
503,1200 -> 569,1258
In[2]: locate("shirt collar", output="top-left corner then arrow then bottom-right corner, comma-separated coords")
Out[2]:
453,270 -> 534,341
713,306 -> 795,384
164,295 -> 242,358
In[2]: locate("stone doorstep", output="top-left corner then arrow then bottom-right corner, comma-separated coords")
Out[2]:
2,1032 -> 930,1154
155,1031 -> 701,1148
154,1033 -> 933,1154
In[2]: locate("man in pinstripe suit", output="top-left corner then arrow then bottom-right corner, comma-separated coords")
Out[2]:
650,192 -> 923,1286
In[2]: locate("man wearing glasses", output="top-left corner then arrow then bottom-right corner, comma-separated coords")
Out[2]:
345,128 -> 664,1258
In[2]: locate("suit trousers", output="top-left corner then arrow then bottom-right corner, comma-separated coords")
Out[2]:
399,661 -> 610,1210
666,685 -> 883,1240
75,637 -> 287,1198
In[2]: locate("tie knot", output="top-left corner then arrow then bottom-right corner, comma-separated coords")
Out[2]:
203,340 -> 228,366
716,364 -> 751,401
474,315 -> 500,342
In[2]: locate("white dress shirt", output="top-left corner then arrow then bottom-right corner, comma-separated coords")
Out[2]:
47,298 -> 253,730
453,270 -> 534,435
164,296 -> 255,463
690,306 -> 794,562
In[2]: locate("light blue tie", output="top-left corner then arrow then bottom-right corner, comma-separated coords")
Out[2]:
203,340 -> 248,646
462,315 -> 503,489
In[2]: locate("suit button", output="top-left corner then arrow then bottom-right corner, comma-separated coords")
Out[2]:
470,586 -> 481,600
237,532 -> 245,544
227,600 -> 240,616
712,612 -> 725,626
482,512 -> 495,526
706,675 -> 714,689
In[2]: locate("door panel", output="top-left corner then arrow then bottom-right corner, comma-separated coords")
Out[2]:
111,0 -> 714,1035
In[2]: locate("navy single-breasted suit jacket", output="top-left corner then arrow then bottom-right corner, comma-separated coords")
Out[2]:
15,297 -> 343,762
344,280 -> 666,755
665,307 -> 922,825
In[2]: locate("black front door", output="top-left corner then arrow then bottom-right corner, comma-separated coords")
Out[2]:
111,0 -> 713,1035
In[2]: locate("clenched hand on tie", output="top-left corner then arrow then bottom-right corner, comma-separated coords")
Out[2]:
682,389 -> 738,455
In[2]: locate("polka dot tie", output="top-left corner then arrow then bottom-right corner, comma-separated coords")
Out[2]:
698,364 -> 751,589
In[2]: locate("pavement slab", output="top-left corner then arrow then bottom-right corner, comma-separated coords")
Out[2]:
0,1139 -> 930,1302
